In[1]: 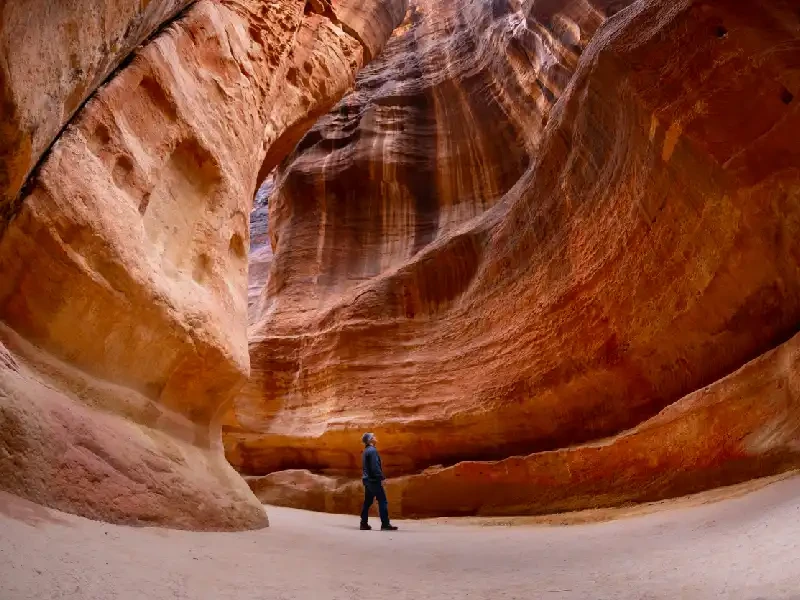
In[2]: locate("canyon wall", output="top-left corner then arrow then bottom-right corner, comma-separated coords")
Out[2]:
0,0 -> 407,530
248,177 -> 274,321
0,0 -> 195,224
229,0 -> 800,516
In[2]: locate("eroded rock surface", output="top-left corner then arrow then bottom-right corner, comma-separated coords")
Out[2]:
0,0 -> 407,529
0,0 -> 194,225
228,0 -> 800,516
249,329 -> 800,517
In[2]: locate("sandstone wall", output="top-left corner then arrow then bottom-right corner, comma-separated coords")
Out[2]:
0,0 -> 407,530
0,0 -> 194,225
250,329 -> 800,517
228,0 -> 800,516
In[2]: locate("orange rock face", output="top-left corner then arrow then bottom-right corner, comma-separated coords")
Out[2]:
0,0 -> 193,222
249,329 -> 800,517
0,0 -> 407,529
228,0 -> 800,516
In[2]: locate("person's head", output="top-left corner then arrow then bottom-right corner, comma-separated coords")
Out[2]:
361,432 -> 377,447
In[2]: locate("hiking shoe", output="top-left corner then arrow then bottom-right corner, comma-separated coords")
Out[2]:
380,525 -> 398,531
360,523 -> 372,530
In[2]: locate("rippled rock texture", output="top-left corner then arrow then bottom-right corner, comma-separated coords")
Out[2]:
0,0 -> 407,529
228,0 -> 800,516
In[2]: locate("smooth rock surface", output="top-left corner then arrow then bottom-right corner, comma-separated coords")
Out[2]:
231,0 -> 632,474
228,0 -> 800,515
0,0 -> 407,529
0,323 -> 262,530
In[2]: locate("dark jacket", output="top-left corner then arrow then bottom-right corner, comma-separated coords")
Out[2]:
362,445 -> 385,483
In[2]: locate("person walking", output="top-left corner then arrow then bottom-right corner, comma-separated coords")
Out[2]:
360,432 -> 398,531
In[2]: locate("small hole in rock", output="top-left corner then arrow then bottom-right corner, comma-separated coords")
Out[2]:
780,87 -> 794,105
138,192 -> 151,216
715,25 -> 728,39
88,123 -> 113,155
139,76 -> 178,121
115,155 -> 134,174
229,233 -> 246,259
193,253 -> 212,283
95,124 -> 111,145
112,155 -> 136,189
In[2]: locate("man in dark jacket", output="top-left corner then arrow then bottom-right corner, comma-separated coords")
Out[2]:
360,432 -> 398,531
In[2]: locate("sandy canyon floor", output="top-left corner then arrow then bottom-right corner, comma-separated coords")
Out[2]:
2,475 -> 800,600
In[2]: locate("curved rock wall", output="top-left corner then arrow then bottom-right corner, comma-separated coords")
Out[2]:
232,0 -> 626,473
228,0 -> 800,516
0,0 -> 407,529
0,0 -> 194,225
249,329 -> 800,517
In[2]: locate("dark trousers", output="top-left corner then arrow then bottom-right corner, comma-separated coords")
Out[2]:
360,480 -> 390,526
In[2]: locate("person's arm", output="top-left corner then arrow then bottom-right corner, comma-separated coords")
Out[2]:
368,449 -> 384,480
373,451 -> 385,481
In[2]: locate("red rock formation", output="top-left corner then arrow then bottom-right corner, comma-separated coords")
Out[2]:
0,0 -> 193,222
0,0 -> 407,529
249,329 -> 800,516
228,0 -> 800,516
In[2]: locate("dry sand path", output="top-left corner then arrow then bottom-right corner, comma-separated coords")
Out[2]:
2,476 -> 800,600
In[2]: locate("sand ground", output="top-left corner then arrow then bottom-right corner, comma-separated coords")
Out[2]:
2,475 -> 800,600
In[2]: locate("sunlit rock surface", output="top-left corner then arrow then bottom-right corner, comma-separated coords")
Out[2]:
0,0 -> 193,224
0,0 -> 407,530
228,0 -> 800,516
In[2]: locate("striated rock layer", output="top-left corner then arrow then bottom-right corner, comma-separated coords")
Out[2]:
0,0 -> 407,529
228,0 -> 800,516
231,0 -> 628,474
249,329 -> 800,517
